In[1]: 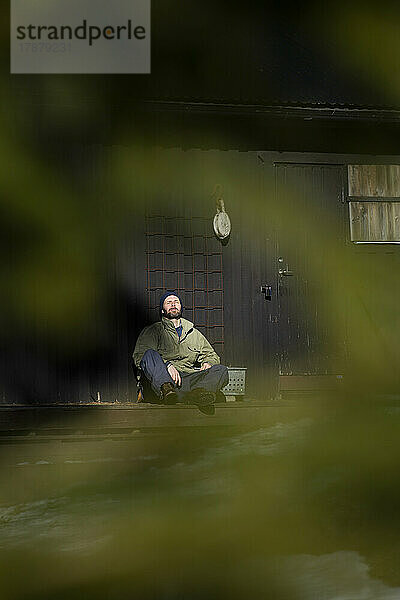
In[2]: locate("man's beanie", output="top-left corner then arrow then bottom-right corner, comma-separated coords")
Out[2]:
159,292 -> 183,317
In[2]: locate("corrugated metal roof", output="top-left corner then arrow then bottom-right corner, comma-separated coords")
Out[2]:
142,99 -> 400,121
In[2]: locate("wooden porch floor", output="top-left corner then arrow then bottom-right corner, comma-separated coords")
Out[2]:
0,399 -> 330,443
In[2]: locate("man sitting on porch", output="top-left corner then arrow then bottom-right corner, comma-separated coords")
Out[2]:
133,292 -> 229,412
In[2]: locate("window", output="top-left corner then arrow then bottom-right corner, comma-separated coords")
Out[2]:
145,213 -> 225,356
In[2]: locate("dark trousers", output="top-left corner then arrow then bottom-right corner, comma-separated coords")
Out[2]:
140,349 -> 229,401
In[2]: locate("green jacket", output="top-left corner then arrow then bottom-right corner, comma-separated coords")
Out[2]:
133,317 -> 220,373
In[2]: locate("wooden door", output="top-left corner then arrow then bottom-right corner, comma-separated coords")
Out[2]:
274,163 -> 347,377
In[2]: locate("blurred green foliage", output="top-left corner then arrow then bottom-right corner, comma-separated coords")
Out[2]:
0,405 -> 399,599
1,1 -> 400,598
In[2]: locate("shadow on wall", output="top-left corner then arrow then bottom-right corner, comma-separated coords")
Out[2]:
0,287 -> 149,405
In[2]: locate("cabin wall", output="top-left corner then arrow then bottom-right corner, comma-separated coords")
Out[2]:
3,145 -> 400,404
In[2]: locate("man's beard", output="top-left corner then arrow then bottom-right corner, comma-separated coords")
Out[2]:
164,308 -> 182,320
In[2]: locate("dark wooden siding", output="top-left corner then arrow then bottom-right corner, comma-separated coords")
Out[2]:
221,152 -> 278,397
0,144 -> 148,404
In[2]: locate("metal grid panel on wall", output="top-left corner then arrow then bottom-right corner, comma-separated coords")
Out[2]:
145,214 -> 224,358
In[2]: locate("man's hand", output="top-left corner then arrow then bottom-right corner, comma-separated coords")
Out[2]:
167,364 -> 181,386
200,362 -> 212,371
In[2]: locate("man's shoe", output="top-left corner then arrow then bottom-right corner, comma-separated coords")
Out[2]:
215,390 -> 227,403
160,382 -> 178,405
185,388 -> 216,415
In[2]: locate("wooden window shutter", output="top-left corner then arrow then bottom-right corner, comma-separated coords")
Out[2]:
348,165 -> 400,242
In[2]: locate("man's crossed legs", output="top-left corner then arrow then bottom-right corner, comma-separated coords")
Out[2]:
140,349 -> 229,411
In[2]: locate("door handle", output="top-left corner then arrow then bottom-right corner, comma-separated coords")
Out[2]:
260,285 -> 272,300
278,257 -> 293,277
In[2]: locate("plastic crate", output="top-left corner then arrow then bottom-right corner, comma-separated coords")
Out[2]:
221,367 -> 247,396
